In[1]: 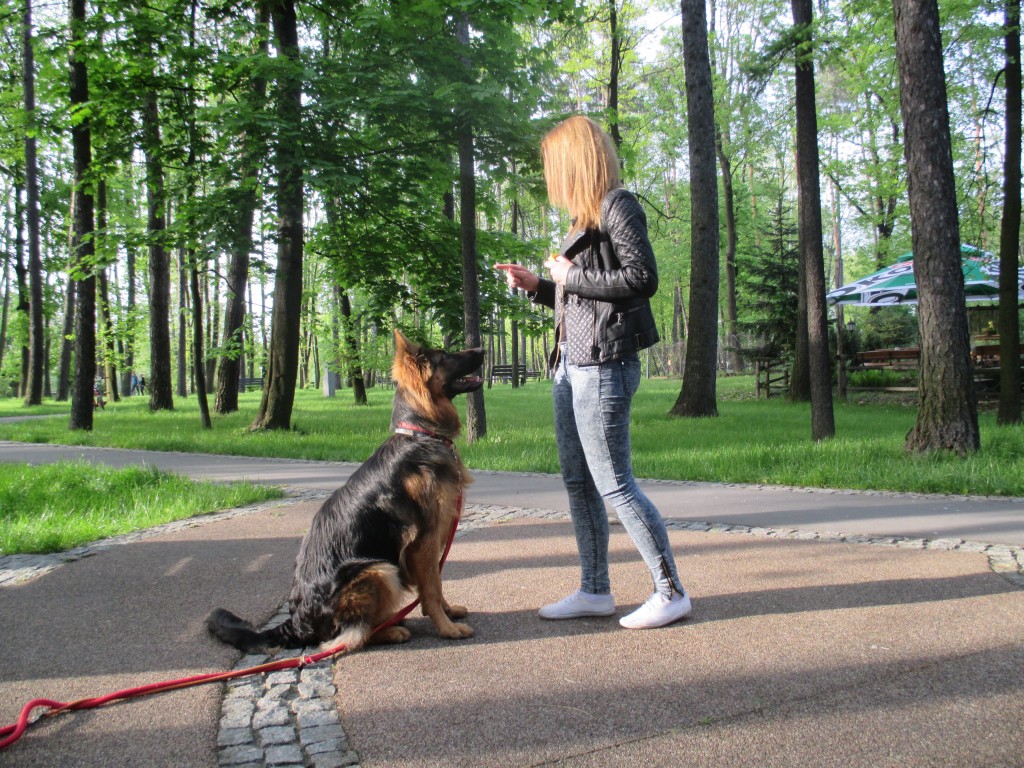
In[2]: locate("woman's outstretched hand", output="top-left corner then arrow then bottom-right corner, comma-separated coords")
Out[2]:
494,263 -> 541,292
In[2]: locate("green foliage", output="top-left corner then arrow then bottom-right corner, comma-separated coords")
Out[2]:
737,191 -> 799,359
847,306 -> 919,352
0,0 -> 1016,430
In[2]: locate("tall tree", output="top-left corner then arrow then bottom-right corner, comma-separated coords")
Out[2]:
708,0 -> 743,373
176,241 -> 188,396
13,184 -> 29,398
252,0 -> 304,431
96,180 -> 119,402
791,0 -> 834,440
22,0 -> 43,406
670,0 -> 719,418
457,12 -> 486,441
56,276 -> 75,401
997,0 -> 1021,425
190,263 -> 212,428
607,1 -> 624,150
893,0 -> 979,455
139,39 -> 173,412
215,200 -> 256,412
214,4 -> 269,415
68,0 -> 95,431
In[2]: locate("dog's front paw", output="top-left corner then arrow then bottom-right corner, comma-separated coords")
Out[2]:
439,622 -> 474,640
445,603 -> 468,620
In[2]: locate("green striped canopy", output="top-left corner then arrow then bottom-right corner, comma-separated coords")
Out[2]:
826,245 -> 1024,306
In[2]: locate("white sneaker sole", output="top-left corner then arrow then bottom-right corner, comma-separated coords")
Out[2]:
538,597 -> 616,620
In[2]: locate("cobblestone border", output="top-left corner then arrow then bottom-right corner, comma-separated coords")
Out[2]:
216,609 -> 358,768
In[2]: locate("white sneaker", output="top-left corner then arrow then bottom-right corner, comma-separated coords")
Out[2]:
618,591 -> 692,629
538,590 -> 616,620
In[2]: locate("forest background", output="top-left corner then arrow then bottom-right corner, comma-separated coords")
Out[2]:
0,0 -> 1020,443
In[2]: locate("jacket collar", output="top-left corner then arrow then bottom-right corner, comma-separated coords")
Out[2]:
558,228 -> 591,261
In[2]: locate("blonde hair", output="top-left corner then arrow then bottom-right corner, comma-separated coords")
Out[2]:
541,116 -> 622,232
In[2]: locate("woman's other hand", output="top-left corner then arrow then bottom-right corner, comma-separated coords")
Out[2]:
543,255 -> 572,286
494,263 -> 540,292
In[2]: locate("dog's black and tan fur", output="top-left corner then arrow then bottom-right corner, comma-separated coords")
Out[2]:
206,331 -> 484,652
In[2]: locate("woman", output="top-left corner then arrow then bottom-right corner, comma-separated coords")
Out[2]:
495,116 -> 690,630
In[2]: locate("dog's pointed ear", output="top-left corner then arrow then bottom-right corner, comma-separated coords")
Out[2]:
394,329 -> 421,360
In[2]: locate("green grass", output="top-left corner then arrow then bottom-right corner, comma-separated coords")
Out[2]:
0,461 -> 283,555
1,377 -> 1022,499
0,398 -> 72,417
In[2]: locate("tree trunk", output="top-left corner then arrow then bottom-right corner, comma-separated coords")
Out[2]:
56,279 -> 75,401
831,179 -> 848,400
672,277 -> 686,377
252,0 -> 304,431
708,1 -> 741,374
206,268 -> 219,386
607,0 -> 623,151
43,314 -> 52,397
789,238 -> 811,400
190,263 -> 212,428
23,0 -> 44,406
0,257 -> 11,377
671,0 -> 719,418
123,239 -> 137,395
717,142 -> 741,373
13,183 -> 29,398
338,286 -> 367,404
510,196 -> 521,388
216,1 -> 266,415
791,0 -> 835,441
215,230 -> 250,412
893,0 -> 980,455
96,180 -> 119,402
141,84 -> 174,411
68,0 -> 95,431
997,0 -> 1022,425
457,13 -> 486,441
176,244 -> 189,396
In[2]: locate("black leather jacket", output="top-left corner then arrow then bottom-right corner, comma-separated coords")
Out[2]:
530,188 -> 660,366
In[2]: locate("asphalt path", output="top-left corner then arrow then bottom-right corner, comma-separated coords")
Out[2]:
0,439 -> 1022,546
1,437 -> 1023,767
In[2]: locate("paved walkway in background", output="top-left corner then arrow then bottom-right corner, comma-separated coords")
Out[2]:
0,441 -> 1022,767
1,440 -> 1023,545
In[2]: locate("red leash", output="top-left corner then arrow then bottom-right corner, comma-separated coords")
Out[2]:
0,492 -> 463,751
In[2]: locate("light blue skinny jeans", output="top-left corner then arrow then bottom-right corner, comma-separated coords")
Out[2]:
552,348 -> 685,598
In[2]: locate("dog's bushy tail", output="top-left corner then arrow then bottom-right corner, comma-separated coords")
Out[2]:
205,608 -> 306,652
206,560 -> 404,653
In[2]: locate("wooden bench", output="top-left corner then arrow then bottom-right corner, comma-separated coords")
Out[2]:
850,348 -> 920,371
238,377 -> 264,392
971,345 -> 1024,398
491,364 -> 541,384
845,348 -> 919,393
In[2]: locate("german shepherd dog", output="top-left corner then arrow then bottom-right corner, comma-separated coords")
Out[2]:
206,331 -> 483,652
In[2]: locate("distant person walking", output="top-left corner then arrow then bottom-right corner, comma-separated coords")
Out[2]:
138,375 -> 147,395
130,371 -> 139,395
93,378 -> 106,410
495,115 -> 691,630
